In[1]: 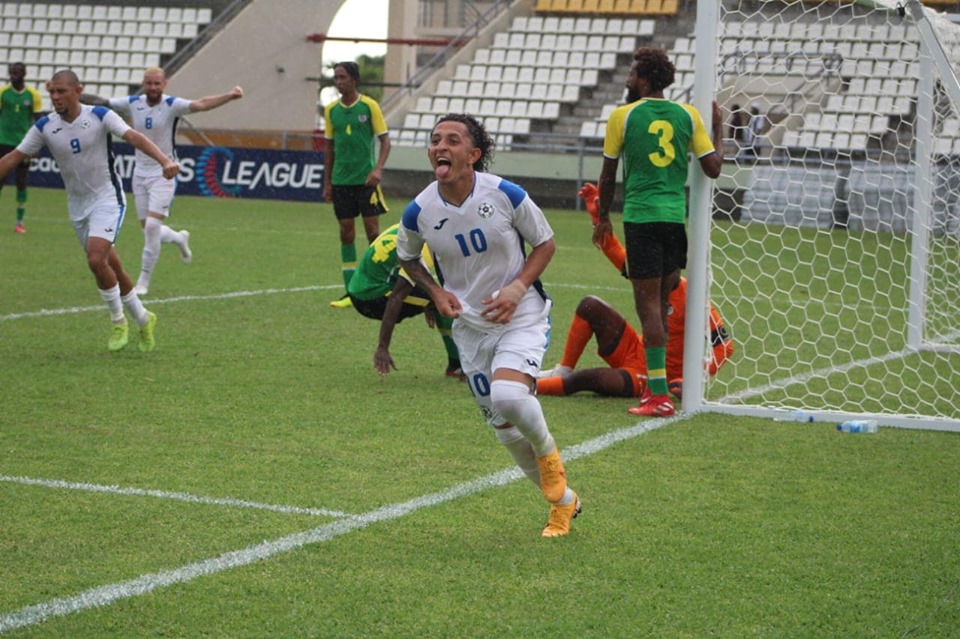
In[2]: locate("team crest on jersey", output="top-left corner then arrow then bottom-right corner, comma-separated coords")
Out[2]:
476,201 -> 495,219
79,119 -> 90,129
358,114 -> 368,123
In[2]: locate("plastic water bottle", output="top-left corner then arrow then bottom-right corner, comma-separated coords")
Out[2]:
837,419 -> 879,434
777,410 -> 814,423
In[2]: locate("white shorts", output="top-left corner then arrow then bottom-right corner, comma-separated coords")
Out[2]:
69,198 -> 127,248
454,300 -> 551,427
133,174 -> 177,220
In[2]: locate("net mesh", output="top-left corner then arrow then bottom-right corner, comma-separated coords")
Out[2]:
697,0 -> 960,427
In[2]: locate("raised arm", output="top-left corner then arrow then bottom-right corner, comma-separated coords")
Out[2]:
79,93 -> 110,107
188,86 -> 244,113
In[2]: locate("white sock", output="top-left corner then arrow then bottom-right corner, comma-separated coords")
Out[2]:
140,217 -> 163,286
494,425 -> 541,486
121,290 -> 149,325
159,224 -> 180,246
491,379 -> 555,457
99,284 -> 125,323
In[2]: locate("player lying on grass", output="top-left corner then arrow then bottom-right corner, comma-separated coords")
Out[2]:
346,223 -> 464,379
536,183 -> 733,405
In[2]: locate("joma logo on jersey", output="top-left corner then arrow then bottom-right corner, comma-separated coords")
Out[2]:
476,202 -> 495,219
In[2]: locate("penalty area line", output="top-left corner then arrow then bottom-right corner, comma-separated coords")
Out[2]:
0,414 -> 683,634
0,285 -> 341,322
0,280 -> 627,322
0,475 -> 351,519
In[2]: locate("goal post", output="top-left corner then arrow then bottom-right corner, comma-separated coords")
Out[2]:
683,0 -> 960,431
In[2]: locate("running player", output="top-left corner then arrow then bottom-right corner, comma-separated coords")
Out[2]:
83,67 -> 243,295
396,113 -> 580,538
0,70 -> 179,351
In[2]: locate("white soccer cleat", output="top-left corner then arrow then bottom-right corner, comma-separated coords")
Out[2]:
179,229 -> 192,264
133,283 -> 149,296
537,364 -> 573,379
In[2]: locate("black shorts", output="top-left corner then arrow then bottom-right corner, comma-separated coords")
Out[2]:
623,221 -> 687,280
331,184 -> 387,220
349,284 -> 432,322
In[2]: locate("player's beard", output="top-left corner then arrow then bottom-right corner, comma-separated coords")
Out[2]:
626,87 -> 641,103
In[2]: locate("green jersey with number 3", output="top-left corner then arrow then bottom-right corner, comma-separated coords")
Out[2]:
603,98 -> 714,224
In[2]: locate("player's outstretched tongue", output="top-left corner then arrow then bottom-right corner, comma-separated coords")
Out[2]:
435,158 -> 452,180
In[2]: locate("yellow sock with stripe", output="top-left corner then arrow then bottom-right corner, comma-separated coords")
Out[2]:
646,346 -> 668,396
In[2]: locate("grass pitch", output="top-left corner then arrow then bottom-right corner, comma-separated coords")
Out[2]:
1,188 -> 958,638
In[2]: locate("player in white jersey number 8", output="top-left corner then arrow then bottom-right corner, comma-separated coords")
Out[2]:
83,67 -> 243,295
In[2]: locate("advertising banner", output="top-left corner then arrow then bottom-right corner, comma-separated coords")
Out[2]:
26,143 -> 326,202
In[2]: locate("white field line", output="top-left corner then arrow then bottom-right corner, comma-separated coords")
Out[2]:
720,326 -> 960,403
0,286 -> 338,322
0,281 -> 630,323
0,475 -> 351,519
0,414 -> 681,634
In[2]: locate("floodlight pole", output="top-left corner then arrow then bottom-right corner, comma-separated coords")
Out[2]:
682,0 -> 719,414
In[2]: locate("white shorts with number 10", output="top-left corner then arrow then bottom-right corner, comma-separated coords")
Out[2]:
132,174 -> 177,220
454,294 -> 552,427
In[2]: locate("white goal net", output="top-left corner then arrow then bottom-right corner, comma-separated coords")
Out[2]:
684,0 -> 960,430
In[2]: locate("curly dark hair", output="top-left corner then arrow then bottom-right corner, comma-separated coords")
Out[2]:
632,47 -> 675,93
434,113 -> 495,172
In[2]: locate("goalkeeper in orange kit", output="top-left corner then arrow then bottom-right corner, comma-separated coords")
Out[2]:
536,183 -> 733,400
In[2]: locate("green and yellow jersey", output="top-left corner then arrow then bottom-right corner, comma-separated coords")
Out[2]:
348,224 -> 434,301
323,94 -> 388,186
0,83 -> 42,146
603,98 -> 714,224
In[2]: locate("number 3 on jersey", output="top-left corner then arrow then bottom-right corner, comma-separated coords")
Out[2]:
648,119 -> 676,168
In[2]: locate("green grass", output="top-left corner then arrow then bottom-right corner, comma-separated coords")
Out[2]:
1,189 -> 959,637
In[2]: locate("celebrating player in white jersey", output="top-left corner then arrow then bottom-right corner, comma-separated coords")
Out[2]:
395,113 -> 581,538
0,69 -> 179,352
84,67 -> 243,295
